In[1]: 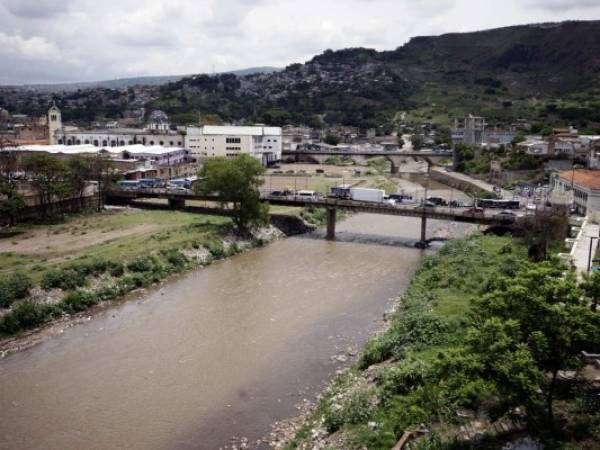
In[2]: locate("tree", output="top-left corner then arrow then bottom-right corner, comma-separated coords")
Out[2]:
24,154 -> 71,218
581,270 -> 600,311
513,209 -> 569,261
196,154 -> 268,234
0,140 -> 25,225
411,134 -> 424,150
323,134 -> 340,146
398,137 -> 405,149
67,156 -> 95,208
0,176 -> 25,225
469,264 -> 600,431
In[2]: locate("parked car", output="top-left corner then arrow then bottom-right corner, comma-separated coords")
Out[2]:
427,196 -> 448,206
464,207 -> 485,216
494,210 -> 517,220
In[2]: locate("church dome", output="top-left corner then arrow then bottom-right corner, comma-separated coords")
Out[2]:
148,110 -> 168,124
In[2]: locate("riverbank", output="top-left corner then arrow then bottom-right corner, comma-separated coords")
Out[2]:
274,234 -> 600,450
0,207 -> 285,354
0,213 -> 445,450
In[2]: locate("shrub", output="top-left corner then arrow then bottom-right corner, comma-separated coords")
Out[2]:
0,272 -> 33,308
164,250 -> 188,269
127,256 -> 155,273
206,242 -> 225,259
60,291 -> 99,314
227,242 -> 240,256
323,388 -> 375,433
89,258 -> 110,274
0,300 -> 60,334
41,268 -> 87,291
109,262 -> 125,278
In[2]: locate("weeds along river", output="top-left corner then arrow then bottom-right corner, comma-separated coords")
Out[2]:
0,213 -> 472,450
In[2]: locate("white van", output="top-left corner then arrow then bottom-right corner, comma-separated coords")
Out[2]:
296,190 -> 319,200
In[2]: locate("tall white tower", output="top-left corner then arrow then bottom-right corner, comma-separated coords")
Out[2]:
47,102 -> 62,145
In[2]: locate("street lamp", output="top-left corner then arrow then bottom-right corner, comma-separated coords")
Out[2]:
588,236 -> 598,273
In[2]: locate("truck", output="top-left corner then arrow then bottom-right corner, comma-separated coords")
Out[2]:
350,187 -> 385,203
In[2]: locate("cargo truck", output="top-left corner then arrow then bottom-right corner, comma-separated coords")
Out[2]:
350,187 -> 385,203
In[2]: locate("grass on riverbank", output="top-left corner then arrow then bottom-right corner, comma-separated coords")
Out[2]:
0,209 -> 230,282
284,235 -> 600,450
0,208 -> 267,336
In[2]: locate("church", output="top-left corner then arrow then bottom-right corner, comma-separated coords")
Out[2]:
48,104 -> 184,148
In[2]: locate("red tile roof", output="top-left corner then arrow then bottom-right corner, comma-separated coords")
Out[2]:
558,169 -> 600,190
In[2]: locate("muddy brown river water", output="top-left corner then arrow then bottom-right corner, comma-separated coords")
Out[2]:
0,212 -> 471,450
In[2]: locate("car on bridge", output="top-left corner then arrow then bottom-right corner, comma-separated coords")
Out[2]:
464,207 -> 485,217
493,210 -> 517,221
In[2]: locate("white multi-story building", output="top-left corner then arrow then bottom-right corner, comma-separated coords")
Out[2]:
551,169 -> 600,215
185,125 -> 282,164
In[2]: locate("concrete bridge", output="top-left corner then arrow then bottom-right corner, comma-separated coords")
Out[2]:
281,150 -> 453,173
106,187 -> 519,246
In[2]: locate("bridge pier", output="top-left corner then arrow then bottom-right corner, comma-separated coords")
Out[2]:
168,198 -> 186,209
417,215 -> 428,248
326,207 -> 336,240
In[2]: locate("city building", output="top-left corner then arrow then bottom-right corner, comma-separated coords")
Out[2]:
551,169 -> 600,215
48,105 -> 184,148
518,138 -> 549,155
185,125 -> 282,164
10,144 -> 192,179
451,115 -> 485,146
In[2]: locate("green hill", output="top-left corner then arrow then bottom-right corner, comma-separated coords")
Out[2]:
148,20 -> 600,129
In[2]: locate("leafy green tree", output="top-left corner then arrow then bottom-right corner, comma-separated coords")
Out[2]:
67,156 -> 95,207
581,270 -> 600,311
411,134 -> 425,150
513,209 -> 569,261
24,154 -> 71,218
469,264 -> 600,431
324,134 -> 340,146
196,154 -> 268,234
0,175 -> 25,225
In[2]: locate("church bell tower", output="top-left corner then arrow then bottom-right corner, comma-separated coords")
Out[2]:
47,102 -> 62,145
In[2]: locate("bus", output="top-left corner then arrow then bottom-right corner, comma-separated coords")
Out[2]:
476,198 -> 521,209
117,180 -> 141,190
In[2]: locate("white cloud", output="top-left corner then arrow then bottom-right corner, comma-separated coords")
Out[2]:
0,32 -> 58,59
0,0 -> 599,84
1,0 -> 75,18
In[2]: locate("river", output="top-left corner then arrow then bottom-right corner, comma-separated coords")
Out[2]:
0,211 -> 471,450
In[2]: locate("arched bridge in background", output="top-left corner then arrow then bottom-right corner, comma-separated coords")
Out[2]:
281,150 -> 453,173
106,187 -> 520,246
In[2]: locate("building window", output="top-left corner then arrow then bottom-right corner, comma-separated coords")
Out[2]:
102,140 -> 107,146
150,141 -> 154,145
128,140 -> 133,145
159,141 -> 164,145
93,140 -> 98,146
226,137 -> 241,144
119,140 -> 125,146
84,139 -> 89,144
110,140 -> 116,147
76,139 -> 81,145
169,141 -> 173,146
177,141 -> 182,146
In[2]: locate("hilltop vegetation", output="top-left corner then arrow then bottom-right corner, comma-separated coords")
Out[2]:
149,20 -> 600,129
2,21 -> 600,129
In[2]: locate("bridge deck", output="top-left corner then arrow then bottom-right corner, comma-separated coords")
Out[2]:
106,188 -> 519,226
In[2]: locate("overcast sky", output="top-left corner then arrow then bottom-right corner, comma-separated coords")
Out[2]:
0,0 -> 599,85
